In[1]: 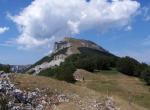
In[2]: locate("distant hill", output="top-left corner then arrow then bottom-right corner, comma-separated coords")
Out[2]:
10,65 -> 31,73
0,63 -> 31,73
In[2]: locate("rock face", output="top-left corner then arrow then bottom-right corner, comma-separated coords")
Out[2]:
29,54 -> 68,74
54,40 -> 71,53
54,37 -> 106,53
28,37 -> 107,74
32,55 -> 67,75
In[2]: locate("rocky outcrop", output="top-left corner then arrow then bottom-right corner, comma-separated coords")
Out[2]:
0,73 -> 69,110
54,37 -> 106,53
73,69 -> 88,82
54,41 -> 71,53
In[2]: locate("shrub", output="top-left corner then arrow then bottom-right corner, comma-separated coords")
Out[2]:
39,61 -> 76,83
0,64 -> 10,73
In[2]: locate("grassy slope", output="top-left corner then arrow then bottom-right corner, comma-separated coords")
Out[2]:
11,72 -> 149,110
76,69 -> 150,109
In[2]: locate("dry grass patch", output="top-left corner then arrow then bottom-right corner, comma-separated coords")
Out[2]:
10,73 -> 149,110
75,69 -> 150,109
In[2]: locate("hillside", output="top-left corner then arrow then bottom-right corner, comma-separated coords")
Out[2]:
26,37 -> 113,74
10,70 -> 150,110
26,37 -> 150,86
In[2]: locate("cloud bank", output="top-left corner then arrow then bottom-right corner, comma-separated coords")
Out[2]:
10,0 -> 140,49
0,27 -> 9,34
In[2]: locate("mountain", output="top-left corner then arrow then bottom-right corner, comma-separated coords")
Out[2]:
10,65 -> 31,73
27,37 -> 114,74
0,63 -> 31,73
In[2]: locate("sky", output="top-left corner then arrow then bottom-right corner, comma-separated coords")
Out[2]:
0,0 -> 150,65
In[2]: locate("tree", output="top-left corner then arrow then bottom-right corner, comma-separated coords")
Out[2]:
116,56 -> 139,76
134,63 -> 149,77
75,56 -> 95,72
96,56 -> 111,70
57,61 -> 76,82
141,68 -> 150,85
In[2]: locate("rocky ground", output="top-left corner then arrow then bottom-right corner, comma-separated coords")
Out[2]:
0,72 -> 119,110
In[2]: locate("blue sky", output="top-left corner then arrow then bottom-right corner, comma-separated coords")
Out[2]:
0,0 -> 150,65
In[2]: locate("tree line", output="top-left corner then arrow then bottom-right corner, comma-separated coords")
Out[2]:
39,52 -> 150,85
116,56 -> 150,85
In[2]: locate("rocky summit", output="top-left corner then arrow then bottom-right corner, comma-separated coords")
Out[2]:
53,37 -> 107,54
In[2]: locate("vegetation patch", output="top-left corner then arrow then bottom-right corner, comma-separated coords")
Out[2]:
39,47 -> 118,82
37,47 -> 150,86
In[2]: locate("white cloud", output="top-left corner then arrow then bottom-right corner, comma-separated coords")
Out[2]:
9,0 -> 140,49
68,20 -> 80,34
0,27 -> 9,34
